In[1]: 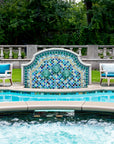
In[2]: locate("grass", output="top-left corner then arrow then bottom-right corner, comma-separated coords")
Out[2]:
92,70 -> 114,83
0,69 -> 21,83
1,69 -> 114,83
12,69 -> 21,82
92,70 -> 100,82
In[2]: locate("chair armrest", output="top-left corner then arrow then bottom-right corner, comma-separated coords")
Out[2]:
5,70 -> 12,76
100,70 -> 107,77
100,70 -> 107,73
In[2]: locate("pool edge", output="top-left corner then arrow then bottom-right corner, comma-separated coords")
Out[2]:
0,85 -> 114,113
0,101 -> 113,113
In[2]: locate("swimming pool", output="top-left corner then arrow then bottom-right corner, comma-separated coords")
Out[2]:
0,90 -> 114,102
0,90 -> 114,143
0,112 -> 113,144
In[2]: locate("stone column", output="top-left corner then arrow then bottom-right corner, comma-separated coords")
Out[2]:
9,47 -> 12,59
70,47 -> 73,51
112,48 -> 114,59
87,45 -> 98,59
103,48 -> 107,59
18,47 -> 21,59
0,47 -> 4,59
78,47 -> 82,57
27,45 -> 37,59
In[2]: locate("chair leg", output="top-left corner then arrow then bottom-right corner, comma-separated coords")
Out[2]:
100,79 -> 102,85
3,79 -> 5,86
108,78 -> 110,86
10,79 -> 13,85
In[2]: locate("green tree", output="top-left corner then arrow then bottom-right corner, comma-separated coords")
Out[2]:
0,0 -> 113,45
82,0 -> 114,44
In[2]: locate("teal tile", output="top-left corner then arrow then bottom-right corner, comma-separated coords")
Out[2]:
23,49 -> 90,89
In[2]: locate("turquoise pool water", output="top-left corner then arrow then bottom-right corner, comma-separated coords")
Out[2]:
0,112 -> 113,144
0,90 -> 114,102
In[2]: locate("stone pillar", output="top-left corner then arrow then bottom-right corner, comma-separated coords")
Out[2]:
78,47 -> 82,57
18,47 -> 21,59
103,47 -> 107,59
27,45 -> 37,59
87,45 -> 98,59
70,47 -> 73,51
112,48 -> 114,59
0,47 -> 4,59
9,47 -> 12,59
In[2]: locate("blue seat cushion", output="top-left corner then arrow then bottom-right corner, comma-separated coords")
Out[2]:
0,64 -> 10,74
102,72 -> 114,77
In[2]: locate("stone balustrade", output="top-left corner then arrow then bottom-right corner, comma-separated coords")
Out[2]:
27,45 -> 89,59
0,45 -> 26,59
0,45 -> 114,60
0,45 -> 114,69
98,45 -> 114,59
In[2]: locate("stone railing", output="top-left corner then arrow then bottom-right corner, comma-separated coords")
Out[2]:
0,45 -> 114,69
27,45 -> 88,59
0,45 -> 27,59
98,45 -> 114,59
0,45 -> 114,60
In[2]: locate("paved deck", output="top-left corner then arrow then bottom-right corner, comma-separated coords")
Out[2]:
1,82 -> 114,92
0,83 -> 114,113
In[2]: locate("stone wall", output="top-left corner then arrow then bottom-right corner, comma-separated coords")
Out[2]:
1,58 -> 114,70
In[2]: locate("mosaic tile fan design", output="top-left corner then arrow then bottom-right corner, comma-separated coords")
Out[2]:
23,49 -> 90,89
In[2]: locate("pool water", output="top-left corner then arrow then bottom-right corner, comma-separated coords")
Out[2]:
0,112 -> 113,144
0,90 -> 114,102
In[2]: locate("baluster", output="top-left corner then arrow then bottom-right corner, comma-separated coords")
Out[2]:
18,47 -> 21,59
9,47 -> 12,59
0,47 -> 4,59
112,48 -> 114,59
78,47 -> 82,57
70,47 -> 73,51
103,47 -> 106,59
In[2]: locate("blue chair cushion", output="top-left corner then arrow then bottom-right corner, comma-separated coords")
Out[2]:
0,64 -> 10,74
102,72 -> 114,77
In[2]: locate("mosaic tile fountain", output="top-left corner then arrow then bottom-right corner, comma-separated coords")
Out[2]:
22,49 -> 91,89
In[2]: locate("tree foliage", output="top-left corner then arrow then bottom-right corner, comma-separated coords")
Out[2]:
0,0 -> 113,45
83,0 -> 114,44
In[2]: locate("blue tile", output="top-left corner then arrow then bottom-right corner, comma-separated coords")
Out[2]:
23,49 -> 90,88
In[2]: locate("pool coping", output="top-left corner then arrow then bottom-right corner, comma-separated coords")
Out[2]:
1,84 -> 114,92
0,84 -> 114,113
0,101 -> 113,113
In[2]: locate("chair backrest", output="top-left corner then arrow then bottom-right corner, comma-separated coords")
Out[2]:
0,63 -> 13,74
100,63 -> 114,72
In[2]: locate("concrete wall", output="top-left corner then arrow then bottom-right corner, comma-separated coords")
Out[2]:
1,58 -> 114,70
0,59 -> 30,69
82,59 -> 114,70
